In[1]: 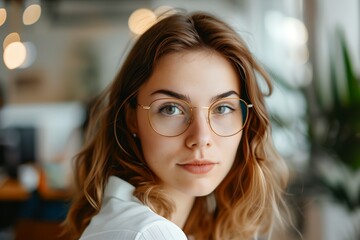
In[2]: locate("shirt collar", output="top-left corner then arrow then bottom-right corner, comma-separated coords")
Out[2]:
104,176 -> 138,202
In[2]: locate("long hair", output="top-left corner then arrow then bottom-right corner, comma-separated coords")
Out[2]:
64,11 -> 289,240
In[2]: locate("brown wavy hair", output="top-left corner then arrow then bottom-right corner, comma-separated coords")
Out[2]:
64,11 -> 289,240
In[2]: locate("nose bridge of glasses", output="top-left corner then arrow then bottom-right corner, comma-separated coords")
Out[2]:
181,109 -> 207,139
190,106 -> 211,123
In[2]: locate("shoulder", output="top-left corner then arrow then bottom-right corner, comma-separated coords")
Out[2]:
80,177 -> 187,240
81,199 -> 186,240
81,219 -> 187,240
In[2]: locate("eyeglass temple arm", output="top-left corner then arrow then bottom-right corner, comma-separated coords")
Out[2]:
138,104 -> 150,110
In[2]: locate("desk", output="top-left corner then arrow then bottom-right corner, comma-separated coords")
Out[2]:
0,167 -> 73,202
15,219 -> 72,240
0,169 -> 73,239
0,178 -> 30,201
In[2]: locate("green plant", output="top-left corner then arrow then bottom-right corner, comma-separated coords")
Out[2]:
314,27 -> 360,210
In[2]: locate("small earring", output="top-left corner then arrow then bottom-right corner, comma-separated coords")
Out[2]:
132,133 -> 137,138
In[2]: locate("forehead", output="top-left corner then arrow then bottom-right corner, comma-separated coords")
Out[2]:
138,49 -> 240,103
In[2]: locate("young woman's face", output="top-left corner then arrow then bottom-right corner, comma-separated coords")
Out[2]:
135,50 -> 242,197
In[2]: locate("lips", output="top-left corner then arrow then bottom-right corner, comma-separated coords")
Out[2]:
177,160 -> 216,174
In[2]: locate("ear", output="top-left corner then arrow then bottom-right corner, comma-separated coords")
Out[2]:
126,107 -> 138,134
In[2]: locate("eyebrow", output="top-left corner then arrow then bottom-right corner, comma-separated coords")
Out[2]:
150,89 -> 240,102
151,89 -> 190,101
210,90 -> 240,102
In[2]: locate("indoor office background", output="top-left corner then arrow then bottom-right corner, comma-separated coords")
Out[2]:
0,0 -> 359,239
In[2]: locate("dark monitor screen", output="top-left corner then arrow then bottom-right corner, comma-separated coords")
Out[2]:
0,127 -> 36,178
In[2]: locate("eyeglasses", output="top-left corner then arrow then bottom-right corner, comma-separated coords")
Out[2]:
138,98 -> 253,137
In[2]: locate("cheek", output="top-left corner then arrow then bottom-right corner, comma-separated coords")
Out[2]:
138,134 -> 179,180
140,134 -> 166,160
222,133 -> 242,162
136,115 -> 170,163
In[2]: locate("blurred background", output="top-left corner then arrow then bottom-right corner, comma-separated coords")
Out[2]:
0,0 -> 359,239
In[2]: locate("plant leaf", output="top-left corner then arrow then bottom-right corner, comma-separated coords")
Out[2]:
336,28 -> 360,106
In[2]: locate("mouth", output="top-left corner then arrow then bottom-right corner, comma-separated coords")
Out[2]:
177,160 -> 217,174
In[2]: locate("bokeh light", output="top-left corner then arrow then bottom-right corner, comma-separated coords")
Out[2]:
3,32 -> 21,49
19,41 -> 37,69
282,17 -> 308,46
0,8 -> 6,26
128,8 -> 157,35
23,4 -> 41,25
265,11 -> 308,46
3,41 -> 27,69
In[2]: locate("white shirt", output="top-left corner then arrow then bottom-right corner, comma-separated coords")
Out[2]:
80,176 -> 188,240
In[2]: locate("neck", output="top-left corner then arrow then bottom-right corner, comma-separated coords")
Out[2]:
168,190 -> 195,229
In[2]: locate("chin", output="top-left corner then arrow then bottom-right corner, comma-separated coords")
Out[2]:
182,183 -> 218,197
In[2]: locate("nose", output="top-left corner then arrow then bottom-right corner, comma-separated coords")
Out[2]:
185,109 -> 213,150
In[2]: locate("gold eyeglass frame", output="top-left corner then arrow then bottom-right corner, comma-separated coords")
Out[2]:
138,97 -> 253,137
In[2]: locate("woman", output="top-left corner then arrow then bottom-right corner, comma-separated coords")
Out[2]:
65,10 -> 289,240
